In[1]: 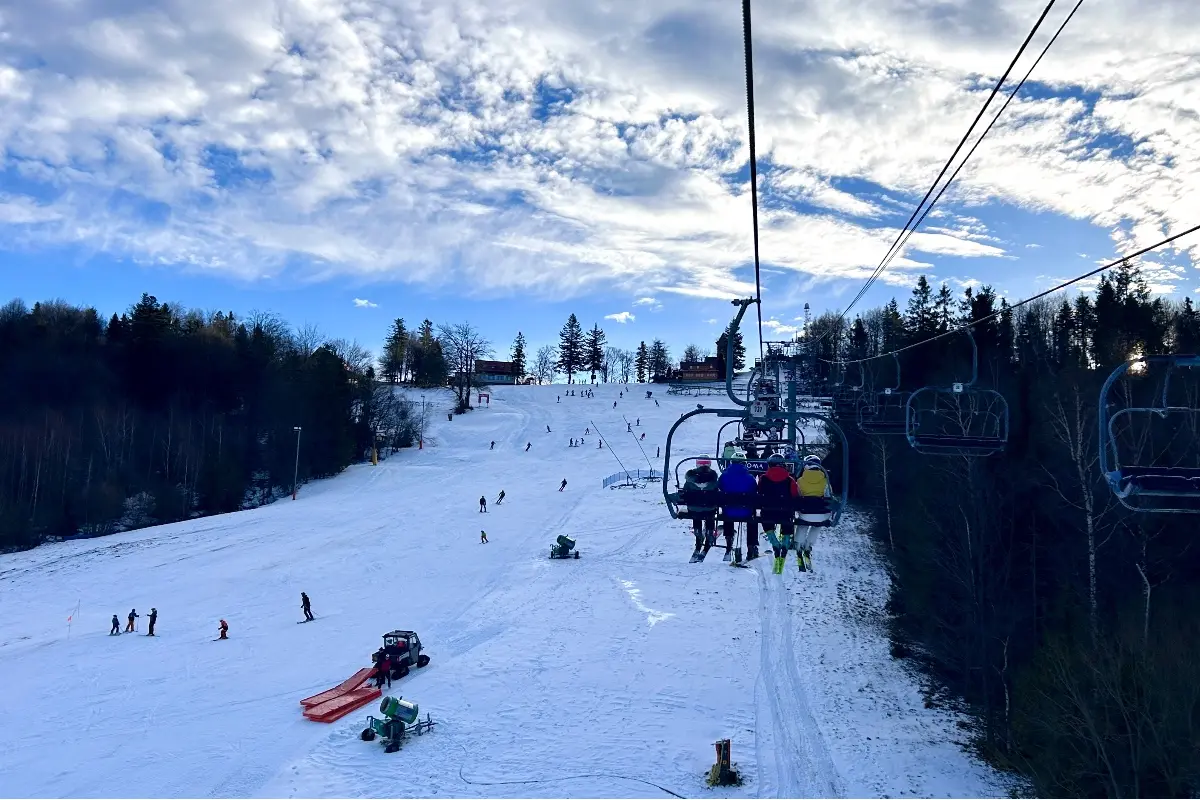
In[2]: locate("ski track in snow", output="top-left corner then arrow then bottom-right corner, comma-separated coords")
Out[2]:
0,384 -> 1007,799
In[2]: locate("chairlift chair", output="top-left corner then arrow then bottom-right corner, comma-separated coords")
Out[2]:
904,330 -> 1009,456
858,354 -> 910,436
1099,354 -> 1200,513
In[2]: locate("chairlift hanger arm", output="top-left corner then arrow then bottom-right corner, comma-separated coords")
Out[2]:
725,298 -> 758,408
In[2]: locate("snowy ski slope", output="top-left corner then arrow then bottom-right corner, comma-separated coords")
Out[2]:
0,385 -> 1005,798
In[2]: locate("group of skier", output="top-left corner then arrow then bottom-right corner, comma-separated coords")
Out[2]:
682,449 -> 831,572
108,593 -> 314,640
109,607 -> 157,636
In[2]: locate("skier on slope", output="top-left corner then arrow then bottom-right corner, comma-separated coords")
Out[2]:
682,459 -> 720,557
217,619 -> 229,640
301,592 -> 314,621
559,479 -> 568,492
480,530 -> 489,543
479,495 -> 487,513
525,442 -> 531,451
110,614 -> 120,635
490,441 -> 495,450
125,609 -> 139,633
547,425 -> 551,433
496,490 -> 505,505
147,608 -> 158,636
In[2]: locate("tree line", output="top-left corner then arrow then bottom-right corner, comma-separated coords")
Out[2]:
803,262 -> 1200,797
0,295 -> 428,551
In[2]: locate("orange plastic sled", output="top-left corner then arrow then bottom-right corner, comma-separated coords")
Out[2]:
303,686 -> 382,723
300,667 -> 375,708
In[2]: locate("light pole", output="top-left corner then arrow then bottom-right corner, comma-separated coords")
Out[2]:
292,426 -> 302,500
419,396 -> 426,450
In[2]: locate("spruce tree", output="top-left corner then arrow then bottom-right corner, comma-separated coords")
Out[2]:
557,314 -> 584,383
379,318 -> 407,384
635,341 -> 649,382
649,339 -> 670,380
585,324 -> 606,382
716,323 -> 746,375
511,331 -> 527,381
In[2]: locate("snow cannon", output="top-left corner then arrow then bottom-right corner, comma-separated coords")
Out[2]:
549,534 -> 580,559
361,695 -> 436,753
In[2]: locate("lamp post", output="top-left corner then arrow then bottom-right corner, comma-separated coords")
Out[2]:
292,426 -> 302,500
419,395 -> 426,450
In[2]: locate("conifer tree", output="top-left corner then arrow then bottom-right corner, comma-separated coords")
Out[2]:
585,324 -> 606,382
511,331 -> 527,381
379,318 -> 407,384
557,314 -> 584,383
635,341 -> 649,382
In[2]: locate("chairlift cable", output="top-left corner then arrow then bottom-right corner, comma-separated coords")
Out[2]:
869,0 -> 1085,299
808,0 -> 1063,348
743,0 -> 765,365
823,223 -> 1200,365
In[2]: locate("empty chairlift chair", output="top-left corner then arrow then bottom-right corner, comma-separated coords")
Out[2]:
857,354 -> 909,437
904,330 -> 1009,456
1099,354 -> 1200,513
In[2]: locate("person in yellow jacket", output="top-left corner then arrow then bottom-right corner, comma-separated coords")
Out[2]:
796,456 -> 832,571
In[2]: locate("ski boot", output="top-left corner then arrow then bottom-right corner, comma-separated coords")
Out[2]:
773,556 -> 784,574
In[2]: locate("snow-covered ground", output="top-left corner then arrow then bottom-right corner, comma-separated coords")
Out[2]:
0,384 -> 1005,798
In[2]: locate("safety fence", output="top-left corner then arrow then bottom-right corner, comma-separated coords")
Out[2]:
602,469 -> 662,488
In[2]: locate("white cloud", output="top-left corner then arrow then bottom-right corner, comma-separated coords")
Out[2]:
0,0 -> 1198,305
353,298 -> 378,308
604,311 -> 635,324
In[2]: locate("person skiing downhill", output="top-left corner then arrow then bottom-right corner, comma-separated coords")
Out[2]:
125,609 -> 139,633
546,425 -> 552,433
559,479 -> 567,492
525,442 -> 531,451
147,608 -> 158,636
479,495 -> 487,513
496,490 -> 505,505
490,441 -> 495,450
301,592 -> 314,622
110,615 -> 120,635
217,619 -> 229,640
480,530 -> 489,543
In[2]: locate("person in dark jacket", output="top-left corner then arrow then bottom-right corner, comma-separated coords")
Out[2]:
758,455 -> 799,574
718,460 -> 759,559
218,619 -> 229,639
559,479 -> 567,492
496,490 -> 505,505
682,459 -> 720,552
125,609 -> 139,633
147,608 -> 158,636
110,614 -> 120,635
479,495 -> 487,513
301,592 -> 314,621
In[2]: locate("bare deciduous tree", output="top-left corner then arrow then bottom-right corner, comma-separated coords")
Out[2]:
534,345 -> 557,384
438,322 -> 492,409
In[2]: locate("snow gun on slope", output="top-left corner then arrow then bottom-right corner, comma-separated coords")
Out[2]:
549,534 -> 581,559
361,696 -> 436,753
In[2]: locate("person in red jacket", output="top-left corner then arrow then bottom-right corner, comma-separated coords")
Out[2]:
757,454 -> 799,572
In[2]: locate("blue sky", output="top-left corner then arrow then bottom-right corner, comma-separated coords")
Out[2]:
2,0 -> 1198,358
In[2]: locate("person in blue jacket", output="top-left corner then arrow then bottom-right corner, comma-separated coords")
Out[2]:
718,459 -> 759,560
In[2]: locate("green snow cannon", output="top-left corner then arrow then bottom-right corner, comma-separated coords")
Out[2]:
549,534 -> 580,559
362,695 -> 434,753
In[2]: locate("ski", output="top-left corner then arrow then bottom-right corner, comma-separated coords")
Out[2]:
689,549 -> 704,563
721,548 -> 732,562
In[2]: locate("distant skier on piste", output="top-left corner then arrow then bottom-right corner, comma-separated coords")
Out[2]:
301,592 -> 314,622
479,495 -> 487,513
525,442 -> 531,451
490,441 -> 495,450
110,615 -> 120,635
217,619 -> 229,640
546,425 -> 551,433
147,608 -> 158,636
496,490 -> 505,505
480,530 -> 489,543
125,609 -> 139,633
559,479 -> 567,492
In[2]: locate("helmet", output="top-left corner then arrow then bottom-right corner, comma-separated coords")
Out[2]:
804,454 -> 821,466
767,453 -> 784,464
